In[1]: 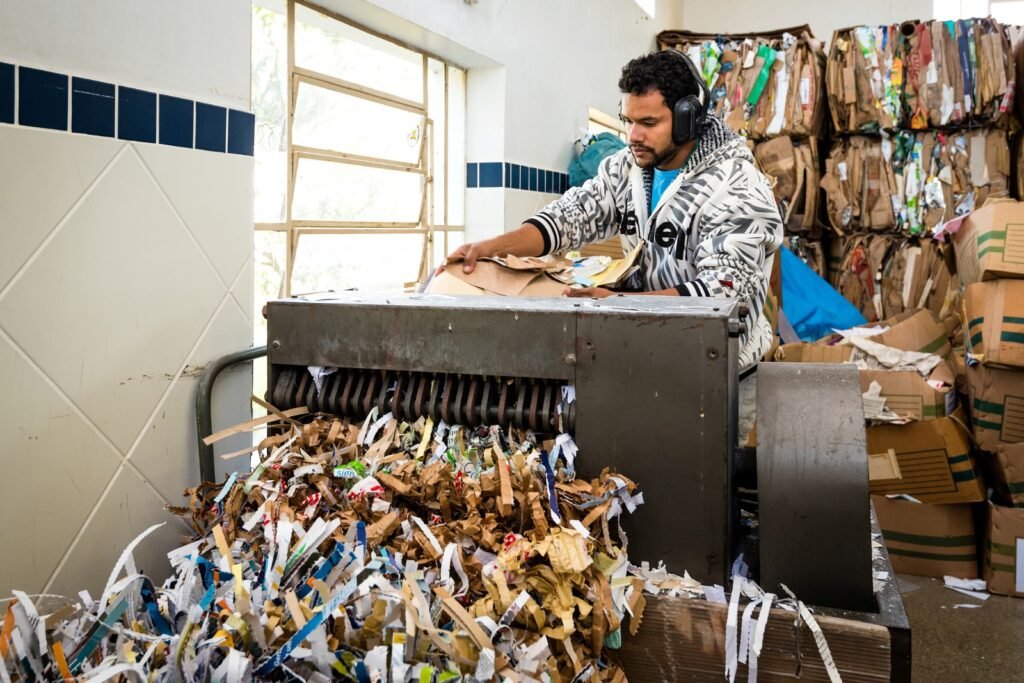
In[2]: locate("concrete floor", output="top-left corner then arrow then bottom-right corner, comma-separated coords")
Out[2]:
897,574 -> 1024,681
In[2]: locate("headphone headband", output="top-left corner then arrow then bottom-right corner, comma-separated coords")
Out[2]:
664,48 -> 711,110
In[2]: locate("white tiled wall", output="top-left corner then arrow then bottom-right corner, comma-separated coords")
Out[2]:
0,125 -> 253,597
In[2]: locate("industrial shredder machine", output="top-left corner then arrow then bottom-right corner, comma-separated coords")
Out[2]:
216,291 -> 910,680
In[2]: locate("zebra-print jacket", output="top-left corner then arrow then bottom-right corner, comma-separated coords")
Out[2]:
526,117 -> 783,372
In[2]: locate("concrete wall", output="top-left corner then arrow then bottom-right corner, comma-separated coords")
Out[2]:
0,0 -> 254,597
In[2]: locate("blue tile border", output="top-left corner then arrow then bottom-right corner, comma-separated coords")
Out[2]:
71,77 -> 115,138
0,62 -> 13,124
0,61 -> 253,156
19,66 -> 68,131
465,161 -> 568,195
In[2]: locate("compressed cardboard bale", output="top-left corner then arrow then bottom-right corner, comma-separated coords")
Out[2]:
656,26 -> 826,141
873,495 -> 978,579
989,443 -> 1024,507
834,234 -> 895,321
947,200 -> 1024,284
963,279 -> 1024,369
966,362 -> 1024,451
756,137 -> 821,235
826,25 -> 903,133
866,409 -> 985,503
984,501 -> 1024,597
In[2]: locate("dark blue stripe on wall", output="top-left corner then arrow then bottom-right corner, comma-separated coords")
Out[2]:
479,162 -> 502,188
19,66 -> 67,131
529,167 -> 538,191
159,94 -> 193,148
71,77 -> 115,137
119,86 -> 156,143
195,102 -> 226,152
466,162 -> 478,188
227,109 -> 255,156
0,62 -> 13,124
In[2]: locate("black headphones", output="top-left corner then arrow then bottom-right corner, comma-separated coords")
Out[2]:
663,49 -> 711,145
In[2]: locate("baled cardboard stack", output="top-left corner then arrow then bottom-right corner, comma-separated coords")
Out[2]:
824,18 -> 1018,326
656,27 -> 829,264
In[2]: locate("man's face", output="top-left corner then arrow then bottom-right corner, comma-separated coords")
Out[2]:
621,89 -> 680,170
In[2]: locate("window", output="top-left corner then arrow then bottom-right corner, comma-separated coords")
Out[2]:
251,0 -> 466,333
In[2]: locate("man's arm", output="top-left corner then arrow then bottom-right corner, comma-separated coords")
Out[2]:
445,151 -> 629,273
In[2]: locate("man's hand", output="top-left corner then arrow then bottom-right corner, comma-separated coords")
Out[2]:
563,286 -> 615,299
439,239 -> 499,276
434,224 -> 548,277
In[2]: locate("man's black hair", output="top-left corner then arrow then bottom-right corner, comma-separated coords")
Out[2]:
618,51 -> 701,110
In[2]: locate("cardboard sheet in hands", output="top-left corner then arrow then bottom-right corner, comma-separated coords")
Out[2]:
428,255 -> 571,297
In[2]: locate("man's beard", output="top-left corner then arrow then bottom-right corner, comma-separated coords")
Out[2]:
630,141 -> 682,169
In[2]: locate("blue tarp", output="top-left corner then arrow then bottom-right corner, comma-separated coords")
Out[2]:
780,246 -> 866,341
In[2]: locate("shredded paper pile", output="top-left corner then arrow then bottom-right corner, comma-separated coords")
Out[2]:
0,409 -> 654,682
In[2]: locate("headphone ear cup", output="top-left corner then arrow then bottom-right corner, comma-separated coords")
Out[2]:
672,95 -> 702,145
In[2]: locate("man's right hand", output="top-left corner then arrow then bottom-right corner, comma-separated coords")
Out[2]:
440,238 -> 499,276
434,224 -> 547,277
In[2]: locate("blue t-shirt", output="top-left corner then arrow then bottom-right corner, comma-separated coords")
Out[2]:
651,167 -> 681,211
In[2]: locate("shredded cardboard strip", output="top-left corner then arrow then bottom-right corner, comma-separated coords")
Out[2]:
1,411 -> 846,681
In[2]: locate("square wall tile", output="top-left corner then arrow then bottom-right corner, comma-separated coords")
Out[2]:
510,164 -> 521,190
0,62 -> 12,124
227,109 -> 254,156
118,87 -> 156,143
19,66 -> 67,131
529,167 -> 538,192
466,163 -> 478,188
479,162 -> 502,188
71,77 -> 115,138
159,95 -> 193,149
195,102 -> 226,153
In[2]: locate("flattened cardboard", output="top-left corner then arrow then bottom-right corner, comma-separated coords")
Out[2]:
984,501 -> 1024,597
867,309 -> 951,359
965,362 -> 1024,451
773,342 -> 853,363
990,443 -> 1024,507
866,409 -> 985,503
873,495 -> 978,579
950,200 -> 1024,284
427,262 -> 566,298
859,368 -> 955,421
963,279 -> 1024,369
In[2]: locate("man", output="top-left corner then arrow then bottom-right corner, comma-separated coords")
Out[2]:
447,51 -> 783,441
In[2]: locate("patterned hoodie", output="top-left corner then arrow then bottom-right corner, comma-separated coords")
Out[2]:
525,116 -> 783,371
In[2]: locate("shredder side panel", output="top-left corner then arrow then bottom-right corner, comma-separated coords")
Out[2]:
574,310 -> 736,584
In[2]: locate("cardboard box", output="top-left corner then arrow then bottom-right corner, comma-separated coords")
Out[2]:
859,368 -> 956,421
873,495 -> 978,579
772,342 -> 852,363
984,502 -> 1024,597
867,309 -> 952,359
950,200 -> 1024,284
866,410 -> 985,503
965,363 -> 1024,451
990,443 -> 1024,507
963,279 -> 1024,369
